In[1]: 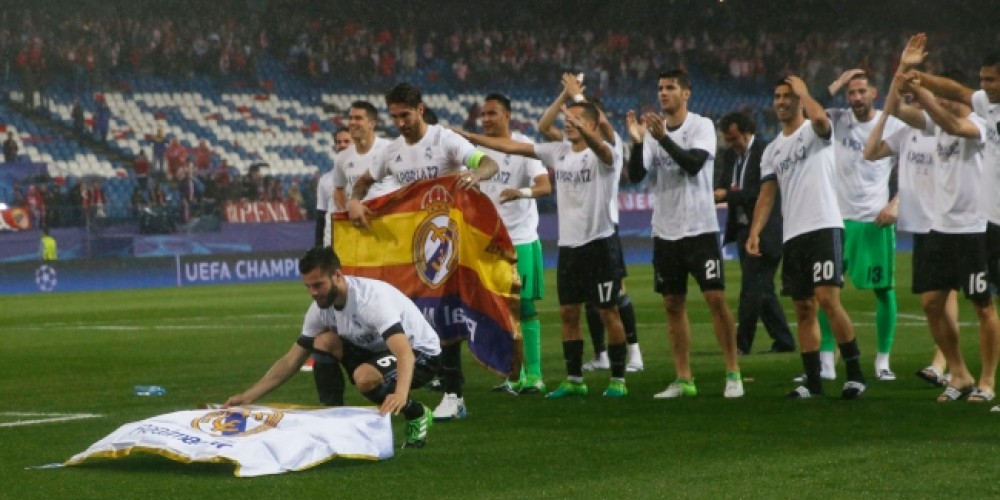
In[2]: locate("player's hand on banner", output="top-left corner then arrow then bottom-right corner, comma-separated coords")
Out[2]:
456,171 -> 481,191
379,392 -> 407,416
347,199 -> 373,229
222,394 -> 246,409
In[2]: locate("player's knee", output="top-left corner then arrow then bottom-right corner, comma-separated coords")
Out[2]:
663,294 -> 686,316
520,299 -> 537,321
353,365 -> 383,393
793,298 -> 817,321
559,304 -> 581,325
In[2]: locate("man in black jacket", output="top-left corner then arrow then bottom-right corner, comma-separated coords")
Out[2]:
714,112 -> 795,354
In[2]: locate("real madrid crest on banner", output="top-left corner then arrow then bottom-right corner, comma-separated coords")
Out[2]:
413,184 -> 459,288
192,409 -> 284,437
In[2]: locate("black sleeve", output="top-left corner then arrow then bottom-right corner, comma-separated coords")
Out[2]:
380,322 -> 405,341
627,142 -> 646,182
314,210 -> 326,248
656,135 -> 709,175
296,335 -> 315,351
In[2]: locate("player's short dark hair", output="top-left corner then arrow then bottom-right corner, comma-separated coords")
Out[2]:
719,112 -> 756,134
568,102 -> 599,122
774,78 -> 794,91
848,71 -> 874,87
981,52 -> 1000,71
485,93 -> 511,112
334,126 -> 350,137
385,82 -> 423,108
422,107 -> 438,124
659,69 -> 692,90
300,246 -> 341,275
350,100 -> 378,121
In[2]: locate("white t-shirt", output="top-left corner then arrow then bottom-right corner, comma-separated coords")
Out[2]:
884,125 -> 937,234
641,112 -> 718,240
760,120 -> 843,242
479,131 -> 547,245
333,137 -> 391,206
315,171 -> 335,246
971,89 -> 1000,225
301,276 -> 441,356
828,108 -> 907,222
535,140 -> 619,247
371,124 -> 478,193
925,112 -> 988,234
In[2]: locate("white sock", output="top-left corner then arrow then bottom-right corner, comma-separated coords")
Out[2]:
820,351 -> 836,379
875,353 -> 890,371
627,343 -> 641,358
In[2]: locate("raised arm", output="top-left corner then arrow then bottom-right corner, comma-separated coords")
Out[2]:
641,111 -> 709,175
917,72 -> 974,107
625,110 -> 648,182
455,129 -> 538,158
538,74 -> 581,141
563,105 -> 614,166
864,74 -> 904,161
908,76 -> 980,139
828,68 -> 866,98
788,76 -> 831,138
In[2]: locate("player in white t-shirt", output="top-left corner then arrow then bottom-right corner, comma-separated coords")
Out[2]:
537,77 -> 645,374
332,101 -> 392,210
823,70 -> 909,381
748,77 -> 867,400
223,247 -> 441,448
306,126 -> 353,407
863,81 -> 954,388
625,69 -> 742,399
888,64 -> 1000,402
477,93 -> 552,395
457,100 -> 631,399
345,83 -> 500,422
315,127 -> 353,247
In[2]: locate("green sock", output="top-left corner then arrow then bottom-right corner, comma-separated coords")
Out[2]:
522,318 -> 542,379
726,371 -> 742,381
875,289 -> 897,354
818,309 -> 836,353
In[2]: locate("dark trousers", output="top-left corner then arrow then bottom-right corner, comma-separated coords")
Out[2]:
736,231 -> 795,353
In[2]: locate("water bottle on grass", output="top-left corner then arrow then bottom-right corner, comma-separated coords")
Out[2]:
134,385 -> 166,396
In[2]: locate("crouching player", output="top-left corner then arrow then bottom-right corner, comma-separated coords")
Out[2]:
224,247 -> 441,448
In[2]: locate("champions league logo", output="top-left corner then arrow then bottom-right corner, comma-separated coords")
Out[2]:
35,265 -> 57,292
192,409 -> 284,437
413,185 -> 459,289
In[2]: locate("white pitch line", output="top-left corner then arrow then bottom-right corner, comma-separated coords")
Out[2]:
0,412 -> 103,428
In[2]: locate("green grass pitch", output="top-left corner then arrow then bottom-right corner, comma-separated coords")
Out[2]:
3,256 -> 999,499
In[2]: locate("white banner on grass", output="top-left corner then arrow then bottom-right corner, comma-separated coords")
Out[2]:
65,406 -> 393,477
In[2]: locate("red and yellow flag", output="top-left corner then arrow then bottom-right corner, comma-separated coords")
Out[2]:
333,177 -> 521,376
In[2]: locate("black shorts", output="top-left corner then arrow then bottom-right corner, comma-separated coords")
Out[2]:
914,230 -> 992,303
781,228 -> 845,300
987,222 -> 1000,288
911,232 -> 933,294
341,343 -> 441,389
557,235 -> 625,306
652,232 -> 725,295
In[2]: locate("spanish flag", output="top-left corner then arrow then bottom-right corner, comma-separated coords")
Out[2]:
333,177 -> 521,376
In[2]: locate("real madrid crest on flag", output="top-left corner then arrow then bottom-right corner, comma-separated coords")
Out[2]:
192,409 -> 284,437
413,185 -> 459,288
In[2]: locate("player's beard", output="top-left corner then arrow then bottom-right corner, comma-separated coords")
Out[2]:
314,284 -> 340,309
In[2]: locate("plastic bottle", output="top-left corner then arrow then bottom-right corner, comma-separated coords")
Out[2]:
133,385 -> 167,396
